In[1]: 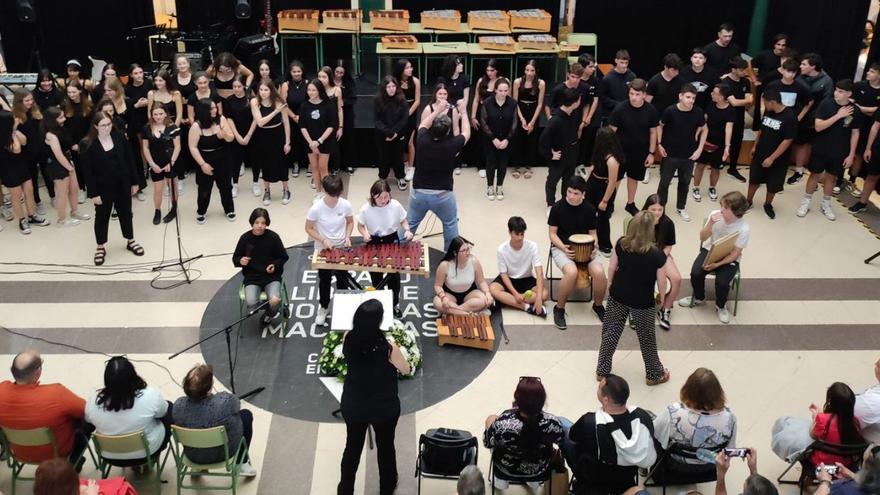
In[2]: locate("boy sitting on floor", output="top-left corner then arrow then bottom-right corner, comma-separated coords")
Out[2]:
489,216 -> 549,316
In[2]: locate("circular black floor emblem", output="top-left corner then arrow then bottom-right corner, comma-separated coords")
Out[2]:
199,241 -> 500,422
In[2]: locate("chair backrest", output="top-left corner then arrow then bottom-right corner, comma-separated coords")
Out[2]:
171,425 -> 228,450
808,440 -> 869,465
418,428 -> 478,477
0,426 -> 58,459
93,430 -> 150,457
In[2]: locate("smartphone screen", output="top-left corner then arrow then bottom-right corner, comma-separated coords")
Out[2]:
724,448 -> 749,458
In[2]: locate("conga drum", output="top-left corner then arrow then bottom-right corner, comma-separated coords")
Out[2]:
568,234 -> 594,288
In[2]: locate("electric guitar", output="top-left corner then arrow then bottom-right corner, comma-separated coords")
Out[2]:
259,0 -> 280,54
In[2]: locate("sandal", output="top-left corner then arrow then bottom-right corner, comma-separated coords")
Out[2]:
511,168 -> 521,179
523,167 -> 533,179
646,368 -> 671,386
126,240 -> 145,256
94,246 -> 106,266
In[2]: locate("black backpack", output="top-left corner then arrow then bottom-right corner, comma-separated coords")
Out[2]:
415,428 -> 478,477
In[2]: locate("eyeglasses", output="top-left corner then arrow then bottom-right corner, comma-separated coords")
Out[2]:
97,122 -> 113,128
519,376 -> 541,382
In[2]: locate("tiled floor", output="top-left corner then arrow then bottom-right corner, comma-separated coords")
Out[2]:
1,165 -> 879,494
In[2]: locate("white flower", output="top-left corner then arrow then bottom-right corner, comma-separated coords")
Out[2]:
332,344 -> 344,358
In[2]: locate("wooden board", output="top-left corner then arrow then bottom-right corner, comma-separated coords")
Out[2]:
437,314 -> 495,351
468,10 -> 510,32
517,34 -> 557,51
704,230 -> 740,268
277,9 -> 320,32
421,10 -> 461,31
323,9 -> 361,32
508,9 -> 551,32
381,34 -> 419,50
371,10 -> 410,32
478,36 -> 516,52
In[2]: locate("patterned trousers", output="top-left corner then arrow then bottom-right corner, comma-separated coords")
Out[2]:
596,297 -> 665,381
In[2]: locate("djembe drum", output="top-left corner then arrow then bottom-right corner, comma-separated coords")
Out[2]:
568,234 -> 594,289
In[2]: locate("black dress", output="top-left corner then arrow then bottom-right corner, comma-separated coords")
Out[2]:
400,78 -> 418,141
45,131 -> 74,181
285,78 -> 309,167
176,75 -> 197,178
224,94 -> 253,181
0,146 -> 30,188
252,103 -> 288,183
516,79 -> 541,167
140,124 -> 178,181
339,80 -> 357,169
300,99 -> 338,154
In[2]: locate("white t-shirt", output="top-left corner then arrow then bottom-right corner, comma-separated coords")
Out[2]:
497,239 -> 542,279
85,386 -> 168,459
357,200 -> 407,237
855,385 -> 880,444
307,197 -> 353,251
701,210 -> 750,262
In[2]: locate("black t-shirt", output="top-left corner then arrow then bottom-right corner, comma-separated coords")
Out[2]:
719,75 -> 751,125
703,41 -> 741,75
186,89 -> 222,110
655,215 -> 676,249
300,99 -> 338,140
679,65 -> 718,110
754,108 -> 797,163
608,102 -> 659,158
854,81 -> 880,133
753,50 -> 781,81
647,73 -> 682,115
231,229 -> 289,286
548,199 -> 597,245
548,82 -> 590,111
705,103 -> 736,147
610,240 -> 667,308
224,94 -> 253,135
765,79 -> 811,114
812,98 -> 862,159
413,129 -> 466,191
31,88 -> 63,112
125,81 -> 153,130
438,73 -> 470,104
580,75 -> 601,127
660,105 -> 706,158
599,70 -> 636,118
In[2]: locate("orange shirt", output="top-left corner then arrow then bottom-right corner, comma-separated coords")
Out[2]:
0,381 -> 86,462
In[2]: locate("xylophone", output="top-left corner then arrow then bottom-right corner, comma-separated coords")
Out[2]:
436,314 -> 495,351
311,241 -> 430,277
277,9 -> 320,32
381,35 -> 419,50
421,10 -> 461,32
478,36 -> 516,52
371,10 -> 410,32
468,10 -> 510,32
323,9 -> 361,31
518,34 -> 557,50
0,73 -> 38,86
508,9 -> 551,31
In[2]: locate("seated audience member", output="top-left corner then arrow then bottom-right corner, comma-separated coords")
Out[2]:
434,236 -> 493,315
232,207 -> 289,324
483,377 -> 564,487
653,368 -> 737,464
489,216 -> 548,316
808,382 -> 865,469
677,191 -> 750,324
561,374 -> 657,494
0,351 -> 89,464
34,458 -> 99,495
815,444 -> 880,495
854,358 -> 880,444
173,363 -> 257,477
85,356 -> 171,467
457,465 -> 486,495
715,448 -> 776,495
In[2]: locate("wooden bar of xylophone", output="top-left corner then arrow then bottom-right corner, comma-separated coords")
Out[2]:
371,10 -> 410,32
437,314 -> 495,351
323,9 -> 361,31
311,241 -> 430,276
277,9 -> 320,32
381,35 -> 419,50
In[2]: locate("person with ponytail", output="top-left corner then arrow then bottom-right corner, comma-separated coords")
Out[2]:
483,376 -> 563,486
809,382 -> 865,468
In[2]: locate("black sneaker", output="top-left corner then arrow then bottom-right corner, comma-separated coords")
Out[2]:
657,309 -> 671,331
28,215 -> 50,226
152,209 -> 161,225
786,171 -> 804,185
346,166 -> 355,174
763,203 -> 776,219
393,305 -> 402,318
727,169 -> 747,183
553,306 -> 567,330
849,202 -> 868,213
19,218 -> 31,235
624,203 -> 639,216
592,304 -> 605,322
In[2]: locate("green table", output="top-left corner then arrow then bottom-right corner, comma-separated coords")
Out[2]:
278,30 -> 321,72
376,43 -> 423,82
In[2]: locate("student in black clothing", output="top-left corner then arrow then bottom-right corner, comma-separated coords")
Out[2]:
746,89 -> 797,219
512,60 -> 546,179
762,59 -> 811,180
300,79 -> 338,195
207,52 -> 254,102
249,80 -> 291,206
333,60 -> 357,174
225,75 -> 255,198
0,111 -> 49,233
471,60 -> 502,178
338,299 -> 411,495
599,50 -> 636,124
438,55 -> 471,106
585,128 -> 623,256
608,78 -> 659,215
657,84 -> 707,222
720,56 -> 753,183
679,47 -> 719,111
280,60 -> 309,178
395,59 -> 421,178
796,80 -> 861,221
175,56 -> 197,192
373,76 -> 409,189
849,63 -> 880,189
752,34 -> 789,84
646,53 -> 684,115
186,72 -> 222,125
42,107 -> 89,227
480,78 -> 517,201
80,112 -> 144,266
693,84 -> 735,202
232,208 -> 289,324
703,23 -> 741,75
578,54 -> 602,168
856,109 -> 880,212
140,103 -> 180,225
62,81 -> 93,201
125,64 -> 152,198
790,53 -> 834,186
539,87 -> 580,207
596,211 -> 670,385
188,98 -> 236,224
544,63 -> 584,120
13,88 -> 55,209
32,69 -> 63,112
91,63 -> 118,105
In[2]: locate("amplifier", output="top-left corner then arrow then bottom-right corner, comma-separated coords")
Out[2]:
233,34 -> 274,67
149,35 -> 208,63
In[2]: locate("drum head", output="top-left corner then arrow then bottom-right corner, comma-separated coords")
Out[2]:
568,234 -> 595,244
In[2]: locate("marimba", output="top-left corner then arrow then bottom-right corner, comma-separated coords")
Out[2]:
518,34 -> 557,50
311,241 -> 430,277
421,10 -> 461,32
371,10 -> 410,32
277,9 -> 320,32
381,35 -> 419,50
323,9 -> 361,31
468,10 -> 510,32
509,9 -> 551,31
478,36 -> 516,52
437,314 -> 495,351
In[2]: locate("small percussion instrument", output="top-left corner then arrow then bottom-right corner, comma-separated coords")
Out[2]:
371,10 -> 410,32
508,9 -> 551,31
478,36 -> 516,52
277,9 -> 320,32
437,314 -> 495,351
421,10 -> 461,31
467,10 -> 510,32
323,9 -> 361,31
518,34 -> 557,50
381,35 -> 419,50
568,234 -> 594,289
311,241 -> 430,276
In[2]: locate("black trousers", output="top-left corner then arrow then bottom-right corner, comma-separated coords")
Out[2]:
484,139 -> 511,187
195,150 -> 234,216
368,233 -> 402,306
578,125 -> 599,166
94,182 -> 134,245
586,175 -> 616,251
319,269 -> 351,308
690,248 -> 739,308
375,135 -> 405,180
545,160 -> 576,206
658,157 -> 694,210
338,414 -> 399,495
176,125 -> 193,180
31,159 -> 55,203
229,142 -> 251,185
728,122 -> 744,171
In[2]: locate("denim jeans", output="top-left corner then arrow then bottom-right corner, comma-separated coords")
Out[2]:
244,281 -> 282,317
407,189 -> 459,251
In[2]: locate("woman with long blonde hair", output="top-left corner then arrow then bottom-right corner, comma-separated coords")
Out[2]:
596,210 -> 671,386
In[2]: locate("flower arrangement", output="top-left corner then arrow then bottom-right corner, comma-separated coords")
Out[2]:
318,319 -> 421,380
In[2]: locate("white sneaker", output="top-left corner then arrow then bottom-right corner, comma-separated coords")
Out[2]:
708,187 -> 718,201
177,179 -> 185,195
796,197 -> 811,217
136,190 -> 146,202
252,183 -> 262,197
231,184 -> 238,198
678,296 -> 704,307
495,186 -> 504,201
77,190 -> 86,204
56,218 -> 81,228
310,180 -> 316,190
239,164 -> 245,177
315,306 -> 328,326
642,168 -> 651,184
692,187 -> 702,202
821,201 -> 836,221
479,169 -> 486,178
716,306 -> 731,324
486,187 -> 495,201
677,209 -> 691,222
238,461 -> 257,478
36,202 -> 46,216
71,211 -> 91,221
405,166 -> 414,181
454,167 -> 461,175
